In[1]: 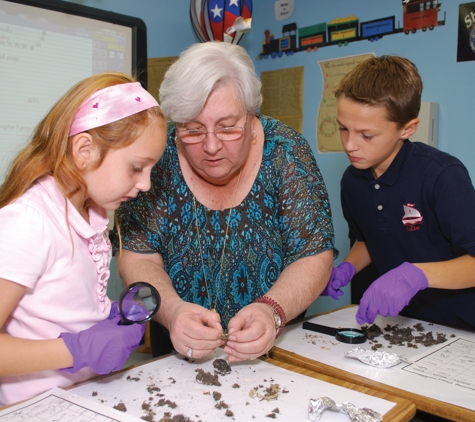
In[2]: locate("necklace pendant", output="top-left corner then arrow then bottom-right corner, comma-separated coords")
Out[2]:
211,308 -> 217,313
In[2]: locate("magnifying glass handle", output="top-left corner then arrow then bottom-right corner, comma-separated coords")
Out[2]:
302,321 -> 338,336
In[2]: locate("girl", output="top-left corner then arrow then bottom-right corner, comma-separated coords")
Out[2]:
0,72 -> 167,405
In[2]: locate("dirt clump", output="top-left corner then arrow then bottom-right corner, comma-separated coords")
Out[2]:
363,322 -> 448,350
213,358 -> 231,376
159,413 -> 194,422
113,402 -> 127,412
364,324 -> 383,340
195,368 -> 221,386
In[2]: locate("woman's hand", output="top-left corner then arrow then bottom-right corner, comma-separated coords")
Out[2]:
168,302 -> 224,359
224,303 -> 276,362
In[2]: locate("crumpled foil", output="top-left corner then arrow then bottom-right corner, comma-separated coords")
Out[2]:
308,397 -> 382,422
345,346 -> 411,368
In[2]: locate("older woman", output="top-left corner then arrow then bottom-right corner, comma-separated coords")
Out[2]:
116,42 -> 335,362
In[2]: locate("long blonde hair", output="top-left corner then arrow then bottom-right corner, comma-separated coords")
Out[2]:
0,72 -> 164,208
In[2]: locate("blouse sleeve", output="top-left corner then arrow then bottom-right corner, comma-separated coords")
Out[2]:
116,138 -> 173,256
269,120 -> 336,267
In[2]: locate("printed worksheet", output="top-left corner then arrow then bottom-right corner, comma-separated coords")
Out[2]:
0,388 -> 140,422
402,337 -> 475,392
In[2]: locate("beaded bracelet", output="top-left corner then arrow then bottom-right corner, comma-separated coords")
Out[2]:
254,295 -> 287,338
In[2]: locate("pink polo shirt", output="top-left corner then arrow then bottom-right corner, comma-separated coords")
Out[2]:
0,176 -> 112,405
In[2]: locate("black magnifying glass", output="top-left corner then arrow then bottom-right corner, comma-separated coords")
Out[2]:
118,282 -> 161,325
302,321 -> 367,344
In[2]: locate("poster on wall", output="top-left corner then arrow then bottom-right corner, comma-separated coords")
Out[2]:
147,56 -> 178,101
457,2 -> 475,62
316,53 -> 375,153
260,66 -> 303,133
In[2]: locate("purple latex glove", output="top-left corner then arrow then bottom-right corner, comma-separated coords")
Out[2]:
59,313 -> 145,374
109,299 -> 148,322
108,300 -> 120,319
356,262 -> 428,325
320,262 -> 356,300
122,303 -> 150,322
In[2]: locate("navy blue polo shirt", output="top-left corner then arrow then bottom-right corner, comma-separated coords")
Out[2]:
341,140 -> 475,330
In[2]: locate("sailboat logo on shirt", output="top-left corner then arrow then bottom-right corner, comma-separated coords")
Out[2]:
402,203 -> 423,231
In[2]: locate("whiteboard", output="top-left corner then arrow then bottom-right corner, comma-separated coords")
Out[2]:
0,0 -> 144,182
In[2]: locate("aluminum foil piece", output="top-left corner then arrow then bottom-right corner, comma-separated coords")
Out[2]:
308,397 -> 382,422
345,346 -> 411,368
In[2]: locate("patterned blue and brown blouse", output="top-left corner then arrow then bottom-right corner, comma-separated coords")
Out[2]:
116,115 -> 335,327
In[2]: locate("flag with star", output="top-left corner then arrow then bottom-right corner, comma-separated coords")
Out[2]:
224,0 -> 242,38
189,0 -> 252,44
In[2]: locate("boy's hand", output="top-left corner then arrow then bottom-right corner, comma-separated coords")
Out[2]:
355,262 -> 428,325
320,262 -> 356,300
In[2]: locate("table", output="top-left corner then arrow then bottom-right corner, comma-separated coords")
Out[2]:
272,305 -> 475,421
67,348 -> 415,422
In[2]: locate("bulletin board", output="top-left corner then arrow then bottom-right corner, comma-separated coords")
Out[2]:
147,56 -> 178,102
260,66 -> 304,133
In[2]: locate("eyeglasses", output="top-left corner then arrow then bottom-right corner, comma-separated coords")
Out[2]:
176,118 -> 248,145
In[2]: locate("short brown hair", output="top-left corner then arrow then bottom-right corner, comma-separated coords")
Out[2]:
334,55 -> 422,128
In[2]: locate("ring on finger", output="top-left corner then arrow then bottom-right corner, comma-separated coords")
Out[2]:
186,347 -> 193,358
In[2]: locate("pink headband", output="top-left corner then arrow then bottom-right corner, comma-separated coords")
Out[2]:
69,82 -> 159,136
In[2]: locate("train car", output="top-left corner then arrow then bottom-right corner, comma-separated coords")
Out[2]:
327,16 -> 359,46
298,22 -> 327,52
403,0 -> 440,33
360,16 -> 399,41
258,1 -> 443,59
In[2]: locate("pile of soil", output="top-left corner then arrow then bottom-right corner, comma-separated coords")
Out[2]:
363,322 -> 448,350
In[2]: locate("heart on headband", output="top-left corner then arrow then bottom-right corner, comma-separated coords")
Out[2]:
69,82 -> 159,136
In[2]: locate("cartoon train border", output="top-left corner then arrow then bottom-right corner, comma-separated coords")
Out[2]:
259,1 -> 446,59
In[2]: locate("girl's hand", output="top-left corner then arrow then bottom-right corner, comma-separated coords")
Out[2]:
59,314 -> 145,374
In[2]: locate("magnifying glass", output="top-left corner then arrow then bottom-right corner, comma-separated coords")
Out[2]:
118,282 -> 161,325
302,321 -> 367,344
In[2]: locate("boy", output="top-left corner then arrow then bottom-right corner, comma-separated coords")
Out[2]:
323,55 -> 475,330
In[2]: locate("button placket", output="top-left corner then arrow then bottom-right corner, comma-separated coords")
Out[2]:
372,181 -> 390,228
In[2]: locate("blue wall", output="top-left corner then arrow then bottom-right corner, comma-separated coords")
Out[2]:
65,0 -> 474,315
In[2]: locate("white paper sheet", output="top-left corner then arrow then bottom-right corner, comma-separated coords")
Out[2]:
69,349 -> 396,422
275,307 -> 475,410
0,387 -> 140,421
